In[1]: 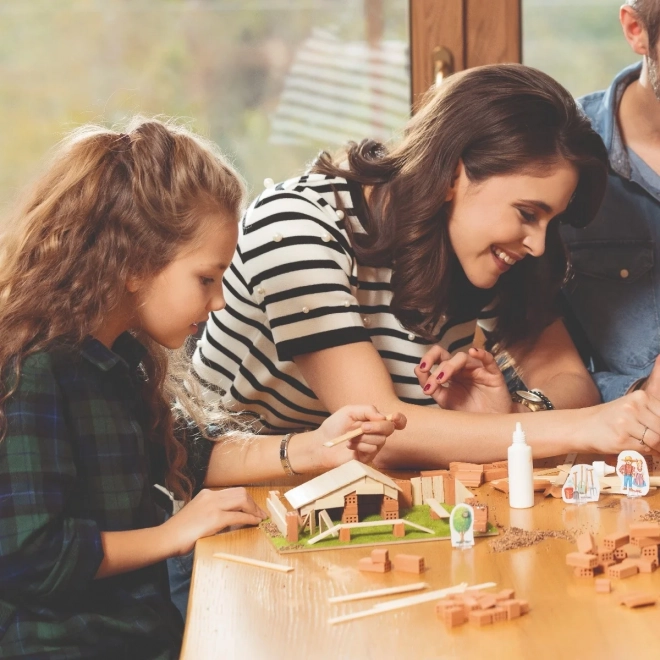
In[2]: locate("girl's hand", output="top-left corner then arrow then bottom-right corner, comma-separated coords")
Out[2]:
301,405 -> 406,472
163,487 -> 267,556
415,346 -> 512,413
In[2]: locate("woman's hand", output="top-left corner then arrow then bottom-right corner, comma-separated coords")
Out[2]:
582,389 -> 660,457
415,346 -> 512,413
163,487 -> 267,556
298,405 -> 406,472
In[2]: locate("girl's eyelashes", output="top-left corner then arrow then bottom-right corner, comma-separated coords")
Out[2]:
199,276 -> 215,286
517,207 -> 537,223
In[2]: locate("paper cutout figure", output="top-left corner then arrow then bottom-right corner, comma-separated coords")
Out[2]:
616,450 -> 650,497
562,464 -> 600,504
450,503 -> 474,549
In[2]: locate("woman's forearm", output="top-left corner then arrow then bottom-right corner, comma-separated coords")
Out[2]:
370,398 -> 586,468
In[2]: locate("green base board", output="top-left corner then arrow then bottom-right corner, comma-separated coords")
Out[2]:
261,504 -> 498,554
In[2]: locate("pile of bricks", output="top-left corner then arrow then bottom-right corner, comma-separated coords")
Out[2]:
566,522 -> 660,580
435,588 -> 529,629
448,461 -> 509,488
358,549 -> 424,574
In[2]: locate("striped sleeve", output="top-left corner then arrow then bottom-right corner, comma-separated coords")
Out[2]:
239,185 -> 370,361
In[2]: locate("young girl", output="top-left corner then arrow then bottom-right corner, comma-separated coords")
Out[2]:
0,118 -> 404,658
194,63 -> 660,466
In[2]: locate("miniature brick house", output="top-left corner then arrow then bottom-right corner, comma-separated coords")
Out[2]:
284,460 -> 403,532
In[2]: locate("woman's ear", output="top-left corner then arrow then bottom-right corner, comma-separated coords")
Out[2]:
125,275 -> 141,294
445,160 -> 464,202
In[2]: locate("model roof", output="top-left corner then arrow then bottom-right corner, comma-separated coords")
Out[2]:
284,460 -> 402,510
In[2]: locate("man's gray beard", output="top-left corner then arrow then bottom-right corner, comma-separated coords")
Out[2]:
646,52 -> 660,102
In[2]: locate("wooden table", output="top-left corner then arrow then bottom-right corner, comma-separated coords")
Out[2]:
181,465 -> 660,660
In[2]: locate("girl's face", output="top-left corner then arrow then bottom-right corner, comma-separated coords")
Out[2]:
446,161 -> 578,289
132,214 -> 238,349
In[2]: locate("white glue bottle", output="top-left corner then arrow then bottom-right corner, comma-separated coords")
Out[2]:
508,422 -> 534,509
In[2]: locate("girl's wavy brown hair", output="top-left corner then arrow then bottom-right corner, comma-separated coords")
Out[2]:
0,117 -> 245,501
312,63 -> 609,351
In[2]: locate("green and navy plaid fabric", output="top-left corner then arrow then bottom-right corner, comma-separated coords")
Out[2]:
0,333 -> 183,659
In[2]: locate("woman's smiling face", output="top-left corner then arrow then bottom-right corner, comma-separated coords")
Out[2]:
446,160 -> 579,289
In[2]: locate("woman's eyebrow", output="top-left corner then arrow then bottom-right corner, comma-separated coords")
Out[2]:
517,199 -> 553,213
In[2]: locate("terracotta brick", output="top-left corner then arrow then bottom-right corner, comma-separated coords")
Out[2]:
478,594 -> 497,610
502,599 -> 521,619
621,543 -> 641,559
566,552 -> 598,569
629,522 -> 660,538
576,532 -> 596,555
357,557 -> 391,573
595,579 -> 611,594
574,567 -> 595,578
442,474 -> 456,506
642,545 -> 660,560
518,600 -> 530,615
614,548 -> 628,560
608,563 -> 639,579
392,522 -> 405,538
491,607 -> 507,623
449,462 -> 484,473
603,533 -> 630,550
469,610 -> 493,626
597,546 -> 615,562
484,468 -> 509,482
339,527 -> 351,542
420,469 -> 449,477
370,548 -> 389,564
631,536 -> 660,548
393,479 -> 413,508
635,557 -> 658,573
442,606 -> 467,628
620,593 -> 657,608
392,553 -> 425,574
496,588 -> 515,601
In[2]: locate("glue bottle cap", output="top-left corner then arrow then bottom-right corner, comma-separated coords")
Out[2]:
512,422 -> 526,444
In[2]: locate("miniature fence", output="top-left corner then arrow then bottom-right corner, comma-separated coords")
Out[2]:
307,518 -> 434,545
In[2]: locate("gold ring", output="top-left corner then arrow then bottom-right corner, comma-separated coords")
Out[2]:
640,426 -> 649,446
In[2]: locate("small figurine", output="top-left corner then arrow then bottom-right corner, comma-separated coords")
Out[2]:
562,464 -> 600,504
450,503 -> 475,549
616,450 -> 650,497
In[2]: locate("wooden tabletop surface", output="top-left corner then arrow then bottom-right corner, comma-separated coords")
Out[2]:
180,459 -> 660,660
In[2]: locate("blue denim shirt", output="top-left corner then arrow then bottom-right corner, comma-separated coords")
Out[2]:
561,62 -> 660,402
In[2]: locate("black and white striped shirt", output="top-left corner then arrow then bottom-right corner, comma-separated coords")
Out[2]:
193,174 -> 494,432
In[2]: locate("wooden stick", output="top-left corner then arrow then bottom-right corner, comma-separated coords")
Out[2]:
323,414 -> 393,447
327,582 -> 497,624
323,427 -> 363,448
212,552 -> 294,573
328,582 -> 428,604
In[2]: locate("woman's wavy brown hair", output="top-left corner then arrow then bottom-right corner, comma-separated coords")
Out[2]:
0,117 -> 245,501
312,63 -> 609,351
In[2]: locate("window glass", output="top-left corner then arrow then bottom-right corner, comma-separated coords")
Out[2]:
523,0 -> 638,99
0,0 -> 410,215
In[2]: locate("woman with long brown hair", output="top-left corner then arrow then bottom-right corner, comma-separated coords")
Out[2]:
194,63 -> 660,467
0,117 -> 403,658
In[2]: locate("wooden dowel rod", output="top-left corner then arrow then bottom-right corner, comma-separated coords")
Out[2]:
323,414 -> 393,448
212,552 -> 294,573
328,582 -> 497,624
328,582 -> 428,604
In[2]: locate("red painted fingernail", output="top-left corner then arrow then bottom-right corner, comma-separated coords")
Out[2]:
436,371 -> 445,381
423,384 -> 431,392
420,362 -> 427,369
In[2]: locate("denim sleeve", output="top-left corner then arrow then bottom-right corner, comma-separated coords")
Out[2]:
592,371 -> 640,403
